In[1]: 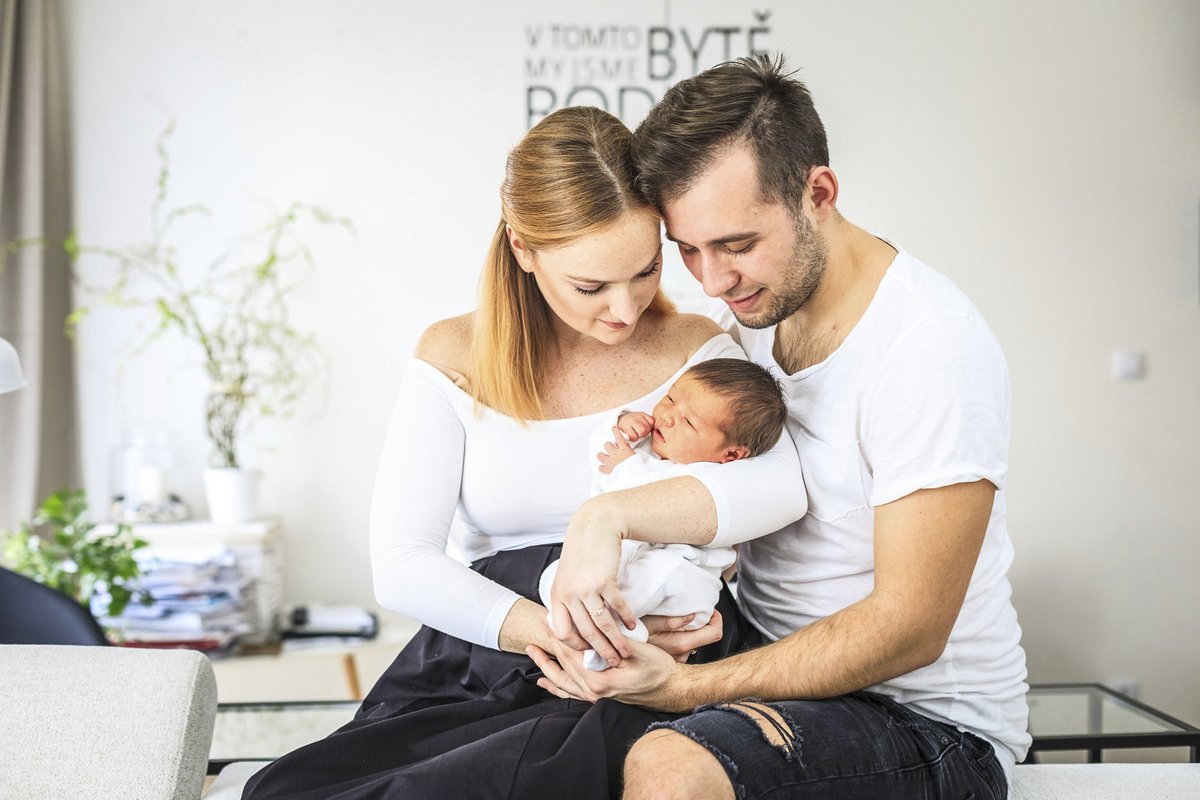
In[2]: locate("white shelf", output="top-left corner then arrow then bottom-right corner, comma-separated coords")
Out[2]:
104,518 -> 281,547
212,620 -> 421,702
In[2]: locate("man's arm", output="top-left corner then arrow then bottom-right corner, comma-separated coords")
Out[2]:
497,598 -> 556,654
531,480 -> 994,711
572,477 -> 719,546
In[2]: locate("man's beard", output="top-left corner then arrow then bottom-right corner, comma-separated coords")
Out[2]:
732,211 -> 828,330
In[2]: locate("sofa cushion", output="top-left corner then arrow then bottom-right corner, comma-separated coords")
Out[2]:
1011,764 -> 1200,799
0,645 -> 217,800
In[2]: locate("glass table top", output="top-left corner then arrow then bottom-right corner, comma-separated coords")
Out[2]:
1028,683 -> 1196,737
1025,683 -> 1199,761
210,701 -> 360,768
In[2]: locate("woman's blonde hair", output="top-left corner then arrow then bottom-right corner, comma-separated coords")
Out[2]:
471,106 -> 673,421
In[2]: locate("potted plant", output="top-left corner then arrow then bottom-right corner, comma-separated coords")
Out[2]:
63,122 -> 352,523
2,489 -> 149,621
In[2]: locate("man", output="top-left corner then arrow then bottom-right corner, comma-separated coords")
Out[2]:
530,54 -> 1029,799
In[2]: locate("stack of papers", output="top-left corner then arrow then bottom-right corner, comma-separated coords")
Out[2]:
95,544 -> 253,652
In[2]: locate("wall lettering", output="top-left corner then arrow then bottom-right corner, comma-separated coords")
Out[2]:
523,10 -> 772,128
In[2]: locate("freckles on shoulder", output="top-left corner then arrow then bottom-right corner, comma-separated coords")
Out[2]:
657,312 -> 723,357
414,312 -> 474,382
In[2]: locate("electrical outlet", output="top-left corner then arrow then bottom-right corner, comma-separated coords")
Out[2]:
1106,676 -> 1140,699
1110,350 -> 1147,381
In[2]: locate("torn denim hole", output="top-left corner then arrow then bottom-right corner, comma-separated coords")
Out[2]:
644,722 -> 745,800
717,701 -> 805,766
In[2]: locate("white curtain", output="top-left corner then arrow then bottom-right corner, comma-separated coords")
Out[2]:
0,0 -> 77,530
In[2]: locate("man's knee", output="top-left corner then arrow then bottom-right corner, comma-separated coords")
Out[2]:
623,729 -> 733,800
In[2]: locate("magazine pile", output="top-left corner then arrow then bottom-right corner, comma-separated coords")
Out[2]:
93,541 -> 252,653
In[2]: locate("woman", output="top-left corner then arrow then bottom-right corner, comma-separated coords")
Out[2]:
243,107 -> 804,799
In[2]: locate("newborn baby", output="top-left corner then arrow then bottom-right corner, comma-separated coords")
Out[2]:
539,357 -> 786,669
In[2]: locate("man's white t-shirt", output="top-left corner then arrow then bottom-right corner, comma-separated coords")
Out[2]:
718,245 -> 1030,781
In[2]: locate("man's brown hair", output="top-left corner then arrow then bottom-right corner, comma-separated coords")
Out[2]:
632,54 -> 828,213
684,359 -> 786,457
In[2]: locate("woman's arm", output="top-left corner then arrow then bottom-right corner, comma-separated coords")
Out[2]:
369,358 -> 551,652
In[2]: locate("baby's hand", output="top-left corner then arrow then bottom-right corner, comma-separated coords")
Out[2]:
597,426 -> 637,474
616,411 -> 654,443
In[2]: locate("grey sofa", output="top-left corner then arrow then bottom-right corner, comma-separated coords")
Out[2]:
0,644 -> 218,799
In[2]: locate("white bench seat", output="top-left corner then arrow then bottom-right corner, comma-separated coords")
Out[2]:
207,761 -> 1200,799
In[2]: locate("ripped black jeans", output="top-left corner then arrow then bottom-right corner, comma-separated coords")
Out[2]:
649,691 -> 1006,799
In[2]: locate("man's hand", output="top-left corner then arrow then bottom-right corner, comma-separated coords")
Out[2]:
645,611 -> 724,663
527,634 -> 695,712
598,426 -> 638,474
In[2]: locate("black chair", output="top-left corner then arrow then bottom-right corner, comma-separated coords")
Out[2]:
0,566 -> 109,645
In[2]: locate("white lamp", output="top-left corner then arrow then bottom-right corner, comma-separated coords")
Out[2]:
0,336 -> 27,394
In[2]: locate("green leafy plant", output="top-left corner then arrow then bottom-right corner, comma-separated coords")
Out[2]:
2,489 -> 149,617
62,121 -> 352,468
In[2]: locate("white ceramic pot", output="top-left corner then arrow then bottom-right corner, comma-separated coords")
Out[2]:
203,467 -> 261,524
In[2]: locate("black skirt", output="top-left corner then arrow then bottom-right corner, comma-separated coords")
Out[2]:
242,543 -> 757,800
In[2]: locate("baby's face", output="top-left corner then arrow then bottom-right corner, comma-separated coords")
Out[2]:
648,375 -> 733,464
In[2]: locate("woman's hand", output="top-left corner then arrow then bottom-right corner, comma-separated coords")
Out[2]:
645,610 -> 724,662
548,496 -> 638,667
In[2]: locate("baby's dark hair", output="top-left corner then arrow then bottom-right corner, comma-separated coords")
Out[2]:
683,359 -> 786,457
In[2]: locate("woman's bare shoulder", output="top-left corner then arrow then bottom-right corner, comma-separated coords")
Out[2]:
414,312 -> 474,386
655,312 -> 724,355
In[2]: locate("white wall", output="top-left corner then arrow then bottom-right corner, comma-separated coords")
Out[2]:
62,1 -> 1200,726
